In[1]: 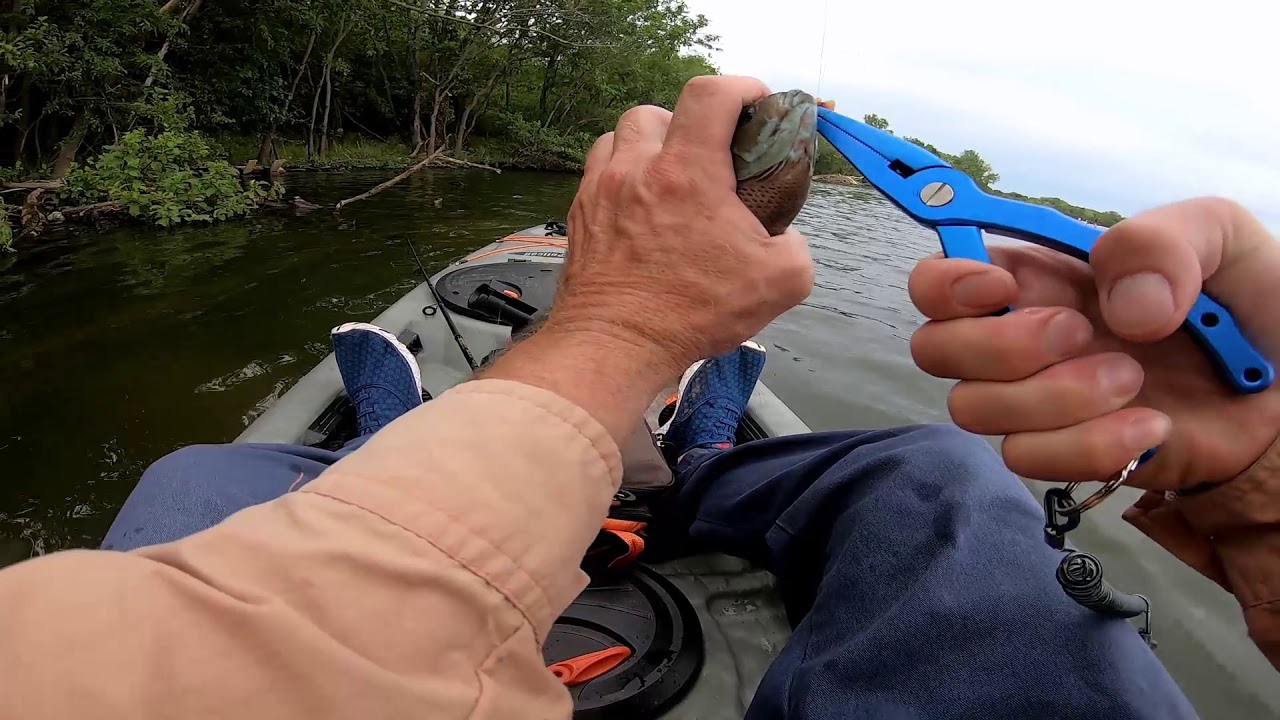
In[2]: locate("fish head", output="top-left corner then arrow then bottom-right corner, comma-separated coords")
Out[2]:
732,89 -> 818,184
731,89 -> 818,235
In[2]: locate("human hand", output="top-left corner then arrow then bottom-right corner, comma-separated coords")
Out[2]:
550,75 -> 814,378
908,198 -> 1280,491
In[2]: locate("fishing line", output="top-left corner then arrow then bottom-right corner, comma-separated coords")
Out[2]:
816,0 -> 830,97
406,237 -> 479,371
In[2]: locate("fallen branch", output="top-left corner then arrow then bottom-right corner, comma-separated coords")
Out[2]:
58,201 -> 124,222
431,155 -> 501,174
334,149 -> 444,213
5,180 -> 64,190
813,174 -> 861,187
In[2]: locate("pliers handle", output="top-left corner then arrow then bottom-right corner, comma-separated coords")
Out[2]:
816,107 -> 1274,394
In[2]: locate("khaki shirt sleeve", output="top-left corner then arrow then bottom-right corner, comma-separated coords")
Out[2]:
0,379 -> 622,719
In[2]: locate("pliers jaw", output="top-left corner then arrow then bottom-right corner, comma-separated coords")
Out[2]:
816,108 -> 970,226
816,107 -> 951,179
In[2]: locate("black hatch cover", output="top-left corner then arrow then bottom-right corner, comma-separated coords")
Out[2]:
543,564 -> 703,719
435,262 -> 562,325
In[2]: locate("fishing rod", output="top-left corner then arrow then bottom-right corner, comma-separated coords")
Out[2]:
405,237 -> 479,371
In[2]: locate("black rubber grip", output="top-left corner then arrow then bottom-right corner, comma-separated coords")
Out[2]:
1056,551 -> 1149,619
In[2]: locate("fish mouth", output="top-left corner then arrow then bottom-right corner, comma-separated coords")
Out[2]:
732,90 -> 818,182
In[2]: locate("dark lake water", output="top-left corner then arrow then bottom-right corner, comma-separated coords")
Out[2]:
0,169 -> 1274,717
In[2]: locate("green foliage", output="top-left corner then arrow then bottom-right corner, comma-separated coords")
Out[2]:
65,129 -> 281,228
863,114 -> 891,132
467,112 -> 593,170
947,149 -> 1000,188
214,133 -> 416,169
0,216 -> 12,252
908,122 -> 1117,222
1,1 -> 177,141
903,136 -> 942,156
0,0 -> 720,173
814,137 -> 858,176
316,136 -> 418,169
0,0 -> 1122,236
992,189 -> 1124,227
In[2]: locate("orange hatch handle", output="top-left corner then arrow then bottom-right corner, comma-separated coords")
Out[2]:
547,646 -> 633,686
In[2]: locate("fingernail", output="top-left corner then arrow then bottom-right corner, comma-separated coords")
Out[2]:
1125,414 -> 1171,453
1043,311 -> 1088,358
1098,358 -> 1142,397
950,272 -> 1005,310
1107,273 -> 1174,336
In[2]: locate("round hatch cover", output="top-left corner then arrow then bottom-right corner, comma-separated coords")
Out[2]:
543,564 -> 703,719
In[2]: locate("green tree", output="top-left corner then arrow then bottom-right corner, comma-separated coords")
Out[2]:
0,0 -> 184,174
947,149 -> 1000,188
903,136 -> 942,156
863,113 -> 890,132
0,0 -> 1125,239
814,137 -> 857,176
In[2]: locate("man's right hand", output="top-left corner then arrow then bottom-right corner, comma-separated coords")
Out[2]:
908,198 -> 1280,491
551,75 -> 814,380
485,76 -> 813,443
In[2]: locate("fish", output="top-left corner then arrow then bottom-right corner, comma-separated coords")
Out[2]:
731,89 -> 818,235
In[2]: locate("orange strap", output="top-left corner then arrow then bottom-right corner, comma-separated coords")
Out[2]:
547,646 -> 633,686
610,531 -> 644,568
602,518 -> 647,533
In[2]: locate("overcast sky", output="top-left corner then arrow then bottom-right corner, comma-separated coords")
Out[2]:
684,0 -> 1280,228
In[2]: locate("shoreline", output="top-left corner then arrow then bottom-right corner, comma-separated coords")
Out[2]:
813,174 -> 861,187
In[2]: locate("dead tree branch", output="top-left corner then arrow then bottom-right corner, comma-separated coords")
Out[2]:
334,149 -> 444,213
432,155 -> 500,173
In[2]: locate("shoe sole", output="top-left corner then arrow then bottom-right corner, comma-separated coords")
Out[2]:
331,322 -> 423,396
658,340 -> 765,436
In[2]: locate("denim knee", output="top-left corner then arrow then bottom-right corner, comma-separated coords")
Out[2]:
885,424 -> 1023,493
135,444 -> 236,496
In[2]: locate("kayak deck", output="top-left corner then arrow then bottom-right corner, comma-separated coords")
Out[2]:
237,224 -> 809,718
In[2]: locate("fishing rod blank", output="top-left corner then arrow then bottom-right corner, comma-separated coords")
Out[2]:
405,237 -> 478,372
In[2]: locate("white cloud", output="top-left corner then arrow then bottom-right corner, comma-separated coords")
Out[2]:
685,0 -> 1280,226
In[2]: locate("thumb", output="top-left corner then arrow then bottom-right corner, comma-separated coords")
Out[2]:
1090,198 -> 1280,357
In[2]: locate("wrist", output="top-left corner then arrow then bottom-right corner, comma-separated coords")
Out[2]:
1175,433 -> 1280,535
479,322 -> 686,443
543,311 -> 694,380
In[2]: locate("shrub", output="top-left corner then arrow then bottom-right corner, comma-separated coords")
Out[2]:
468,112 -> 593,171
65,129 -> 281,228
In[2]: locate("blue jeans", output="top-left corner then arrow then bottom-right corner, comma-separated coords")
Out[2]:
102,436 -> 368,551
103,425 -> 1196,719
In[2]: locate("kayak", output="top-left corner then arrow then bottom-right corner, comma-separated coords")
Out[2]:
238,222 -> 811,718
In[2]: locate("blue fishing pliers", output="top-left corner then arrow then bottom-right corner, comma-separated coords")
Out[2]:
816,108 -> 1275,394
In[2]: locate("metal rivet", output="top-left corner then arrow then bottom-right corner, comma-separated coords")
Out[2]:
920,182 -> 954,207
